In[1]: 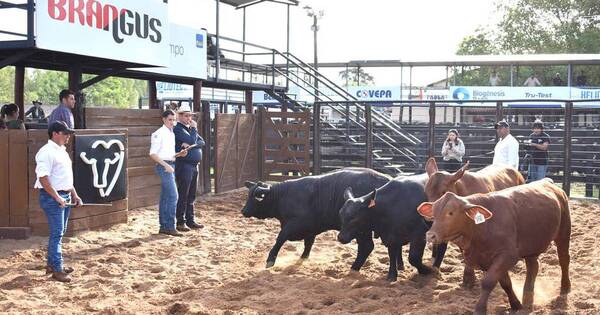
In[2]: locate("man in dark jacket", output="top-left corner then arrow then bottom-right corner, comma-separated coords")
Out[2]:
174,104 -> 206,231
525,120 -> 550,182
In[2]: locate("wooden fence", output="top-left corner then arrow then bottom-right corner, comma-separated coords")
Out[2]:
0,130 -> 28,228
214,113 -> 258,193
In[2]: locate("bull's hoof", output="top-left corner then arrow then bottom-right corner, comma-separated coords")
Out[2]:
397,264 -> 405,271
461,279 -> 475,289
560,280 -> 571,294
418,265 -> 433,275
265,261 -> 275,268
300,253 -> 310,259
386,274 -> 397,282
522,291 -> 533,309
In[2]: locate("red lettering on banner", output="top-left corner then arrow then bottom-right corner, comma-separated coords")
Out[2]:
68,0 -> 85,24
48,0 -> 67,20
86,0 -> 103,29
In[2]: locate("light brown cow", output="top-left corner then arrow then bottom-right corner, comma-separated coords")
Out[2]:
417,178 -> 571,315
424,158 -> 525,287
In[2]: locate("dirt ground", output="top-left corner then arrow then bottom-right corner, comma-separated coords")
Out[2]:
1,190 -> 599,314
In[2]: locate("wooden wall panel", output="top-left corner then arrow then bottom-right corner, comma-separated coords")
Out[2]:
0,130 -> 9,226
9,130 -> 29,227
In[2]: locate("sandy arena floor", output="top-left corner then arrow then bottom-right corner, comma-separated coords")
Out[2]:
1,190 -> 599,314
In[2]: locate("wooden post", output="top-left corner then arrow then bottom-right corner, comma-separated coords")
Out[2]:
365,104 -> 373,168
495,101 -> 503,142
257,106 -> 265,180
201,101 -> 211,194
563,101 -> 573,196
428,102 -> 436,158
244,90 -> 253,113
148,80 -> 158,109
312,103 -> 321,175
14,66 -> 25,121
68,65 -> 84,129
193,80 -> 202,112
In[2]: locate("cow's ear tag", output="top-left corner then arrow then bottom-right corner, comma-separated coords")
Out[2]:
368,199 -> 376,208
474,211 -> 485,224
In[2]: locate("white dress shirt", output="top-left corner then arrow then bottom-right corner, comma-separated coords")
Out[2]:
493,134 -> 520,169
149,125 -> 176,161
34,140 -> 74,191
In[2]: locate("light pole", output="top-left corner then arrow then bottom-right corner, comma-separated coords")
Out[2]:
303,5 -> 324,103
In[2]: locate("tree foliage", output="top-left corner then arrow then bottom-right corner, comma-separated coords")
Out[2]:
455,0 -> 600,86
339,68 -> 375,87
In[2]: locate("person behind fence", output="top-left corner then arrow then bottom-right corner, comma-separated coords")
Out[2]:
493,120 -> 519,169
441,129 -> 465,172
149,109 -> 189,237
523,73 -> 541,87
174,104 -> 206,232
48,89 -> 76,128
1,103 -> 25,130
525,120 -> 550,182
25,100 -> 46,120
34,121 -> 82,283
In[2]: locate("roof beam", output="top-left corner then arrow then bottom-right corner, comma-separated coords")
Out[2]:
0,50 -> 35,70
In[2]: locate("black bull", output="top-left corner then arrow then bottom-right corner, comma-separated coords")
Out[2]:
241,168 -> 391,269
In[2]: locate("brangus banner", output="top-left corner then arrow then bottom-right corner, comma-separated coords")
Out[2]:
36,0 -> 169,67
74,134 -> 127,203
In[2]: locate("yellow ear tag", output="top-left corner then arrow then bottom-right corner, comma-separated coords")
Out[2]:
368,199 -> 376,208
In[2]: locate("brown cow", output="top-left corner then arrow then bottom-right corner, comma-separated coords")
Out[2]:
424,158 -> 525,287
417,178 -> 571,315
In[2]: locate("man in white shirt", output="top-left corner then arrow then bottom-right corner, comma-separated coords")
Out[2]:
492,120 -> 520,169
35,121 -> 82,283
149,109 -> 188,237
523,74 -> 541,87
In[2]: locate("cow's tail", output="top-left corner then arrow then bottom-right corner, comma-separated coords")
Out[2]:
554,188 -> 571,294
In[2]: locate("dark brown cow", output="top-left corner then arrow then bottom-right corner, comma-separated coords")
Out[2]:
417,178 -> 571,315
424,158 -> 525,287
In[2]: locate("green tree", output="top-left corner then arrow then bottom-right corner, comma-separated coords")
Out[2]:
339,68 -> 375,87
0,67 -> 15,104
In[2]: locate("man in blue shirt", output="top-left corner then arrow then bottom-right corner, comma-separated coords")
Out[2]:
48,90 -> 76,128
174,104 -> 206,231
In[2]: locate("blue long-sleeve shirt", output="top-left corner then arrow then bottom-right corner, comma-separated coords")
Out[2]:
173,122 -> 205,164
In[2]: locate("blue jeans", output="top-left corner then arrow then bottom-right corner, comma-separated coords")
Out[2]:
156,162 -> 178,231
527,164 -> 548,183
175,162 -> 199,226
39,189 -> 71,273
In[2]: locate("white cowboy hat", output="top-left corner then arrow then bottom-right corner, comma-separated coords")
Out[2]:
178,104 -> 192,113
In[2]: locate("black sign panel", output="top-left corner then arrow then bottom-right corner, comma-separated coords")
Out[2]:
74,134 -> 127,203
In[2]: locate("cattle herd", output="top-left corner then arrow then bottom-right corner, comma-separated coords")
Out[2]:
241,158 -> 571,315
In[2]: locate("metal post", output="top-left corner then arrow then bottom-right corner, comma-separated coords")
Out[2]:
510,65 -> 514,86
148,80 -> 157,109
242,7 -> 246,82
409,66 -> 413,99
312,103 -> 321,174
357,66 -> 361,85
563,101 -> 573,196
445,66 -> 449,88
408,106 -> 413,124
567,63 -> 572,88
313,14 -> 319,103
193,80 -> 202,113
272,51 -> 276,90
365,104 -> 373,168
400,65 -> 403,101
244,90 -> 253,113
286,4 -> 290,90
215,0 -> 221,80
201,100 -> 212,194
428,102 -> 436,158
14,66 -> 24,121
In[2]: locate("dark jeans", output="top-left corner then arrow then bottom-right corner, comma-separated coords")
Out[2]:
175,161 -> 199,226
442,159 -> 462,173
39,189 -> 71,273
527,164 -> 548,183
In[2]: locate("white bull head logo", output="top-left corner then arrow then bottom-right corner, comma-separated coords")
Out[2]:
80,140 -> 125,198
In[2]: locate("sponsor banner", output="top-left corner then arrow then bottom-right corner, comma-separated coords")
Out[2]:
156,82 -> 193,99
253,86 -> 301,105
571,88 -> 600,100
347,86 -> 400,101
36,0 -> 169,67
138,24 -> 207,79
450,86 -> 572,101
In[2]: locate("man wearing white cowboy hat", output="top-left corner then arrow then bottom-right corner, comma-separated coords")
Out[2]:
173,104 -> 206,231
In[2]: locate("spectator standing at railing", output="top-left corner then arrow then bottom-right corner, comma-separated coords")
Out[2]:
25,100 -> 46,120
523,74 -> 541,87
489,71 -> 501,86
552,73 -> 564,86
1,103 -> 25,130
493,120 -> 519,169
441,129 -> 465,172
48,89 -> 75,128
525,120 -> 550,182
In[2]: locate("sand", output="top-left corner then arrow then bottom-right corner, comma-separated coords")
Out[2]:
1,190 -> 599,314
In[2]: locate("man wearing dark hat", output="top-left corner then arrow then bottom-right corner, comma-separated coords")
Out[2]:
25,100 -> 46,120
493,120 -> 520,169
34,121 -> 82,283
525,120 -> 550,182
